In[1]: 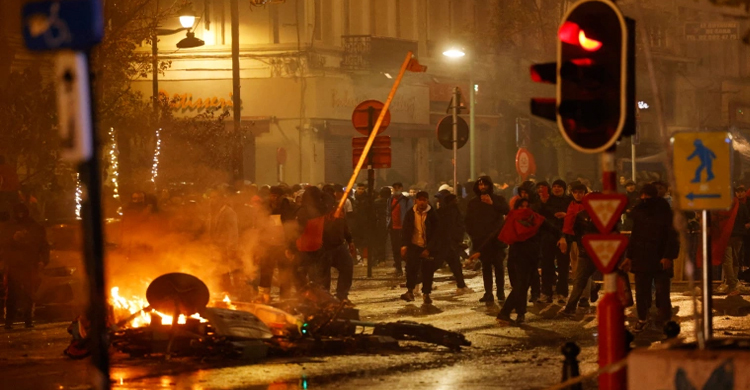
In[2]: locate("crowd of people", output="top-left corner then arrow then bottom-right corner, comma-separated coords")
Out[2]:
108,173 -> 686,332
3,165 -> 750,332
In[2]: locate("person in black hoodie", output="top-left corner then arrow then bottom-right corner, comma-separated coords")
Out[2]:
537,180 -> 573,303
619,183 -> 679,333
400,191 -> 440,304
435,192 -> 471,294
465,176 -> 511,303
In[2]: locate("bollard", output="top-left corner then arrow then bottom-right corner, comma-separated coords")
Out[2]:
561,342 -> 583,390
664,321 -> 681,340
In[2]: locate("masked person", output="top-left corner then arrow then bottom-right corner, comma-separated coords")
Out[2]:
620,183 -> 679,333
466,176 -> 510,303
537,180 -> 573,304
4,204 -> 48,329
470,199 -> 566,325
399,191 -> 439,304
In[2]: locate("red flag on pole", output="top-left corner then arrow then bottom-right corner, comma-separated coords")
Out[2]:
407,57 -> 427,72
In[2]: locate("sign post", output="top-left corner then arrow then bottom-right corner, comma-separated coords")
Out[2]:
352,100 -> 391,278
451,88 -> 461,194
672,131 -> 733,347
23,0 -> 108,387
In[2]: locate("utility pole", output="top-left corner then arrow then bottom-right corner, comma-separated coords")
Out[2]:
231,0 -> 244,181
469,78 -> 476,180
452,87 -> 460,194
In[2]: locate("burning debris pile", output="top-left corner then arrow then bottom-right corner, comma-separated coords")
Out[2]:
100,272 -> 470,360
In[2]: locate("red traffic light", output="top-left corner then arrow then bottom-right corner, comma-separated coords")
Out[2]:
558,21 -> 602,51
559,21 -> 580,45
579,30 -> 602,51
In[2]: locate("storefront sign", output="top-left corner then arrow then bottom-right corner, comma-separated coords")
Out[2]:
161,89 -> 236,112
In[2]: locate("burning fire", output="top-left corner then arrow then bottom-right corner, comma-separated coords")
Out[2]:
223,294 -> 236,310
110,286 -> 207,327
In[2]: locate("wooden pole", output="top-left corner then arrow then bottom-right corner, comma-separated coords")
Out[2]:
334,51 -> 414,217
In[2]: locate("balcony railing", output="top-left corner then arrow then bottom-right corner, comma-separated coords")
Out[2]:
341,35 -> 418,72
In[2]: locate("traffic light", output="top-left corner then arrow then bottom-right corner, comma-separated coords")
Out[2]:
530,0 -> 635,153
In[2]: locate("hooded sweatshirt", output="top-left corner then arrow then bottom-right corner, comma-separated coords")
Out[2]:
465,176 -> 510,250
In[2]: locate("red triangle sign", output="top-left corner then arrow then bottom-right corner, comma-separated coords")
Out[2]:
582,234 -> 629,274
582,193 -> 628,234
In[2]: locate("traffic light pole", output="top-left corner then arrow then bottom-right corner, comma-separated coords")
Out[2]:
598,149 -> 626,390
452,87 -> 460,194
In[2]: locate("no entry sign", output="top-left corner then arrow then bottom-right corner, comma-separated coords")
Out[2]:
515,148 -> 536,180
352,100 -> 391,136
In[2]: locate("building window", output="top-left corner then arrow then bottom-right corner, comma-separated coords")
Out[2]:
314,0 -> 322,41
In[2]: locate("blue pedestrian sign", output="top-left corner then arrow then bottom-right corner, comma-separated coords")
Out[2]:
22,0 -> 103,51
688,139 -> 717,183
672,131 -> 733,211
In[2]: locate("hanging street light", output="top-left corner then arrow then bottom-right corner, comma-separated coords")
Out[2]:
442,47 -> 466,58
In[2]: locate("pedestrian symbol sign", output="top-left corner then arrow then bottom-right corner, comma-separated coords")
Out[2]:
672,131 -> 733,211
688,139 -> 716,183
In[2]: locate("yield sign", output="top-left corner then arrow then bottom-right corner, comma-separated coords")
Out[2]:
582,193 -> 628,233
582,234 -> 629,274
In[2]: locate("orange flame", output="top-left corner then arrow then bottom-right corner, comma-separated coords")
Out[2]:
110,286 -> 207,327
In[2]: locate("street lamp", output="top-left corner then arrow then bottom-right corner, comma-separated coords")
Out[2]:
178,4 -> 197,29
152,4 -> 204,118
442,47 -> 466,58
442,46 -> 476,180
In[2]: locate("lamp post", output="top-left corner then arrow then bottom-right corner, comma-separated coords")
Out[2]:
151,4 -> 204,122
442,46 -> 476,181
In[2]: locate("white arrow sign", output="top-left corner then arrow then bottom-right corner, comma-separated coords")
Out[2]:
55,51 -> 92,162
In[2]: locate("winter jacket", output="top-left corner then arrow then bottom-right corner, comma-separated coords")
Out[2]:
465,176 -> 510,250
540,194 -> 571,231
732,201 -> 750,237
322,213 -> 353,250
374,197 -> 389,231
401,205 -> 439,253
434,202 -> 465,254
563,201 -> 600,257
387,193 -> 413,229
627,197 -> 679,274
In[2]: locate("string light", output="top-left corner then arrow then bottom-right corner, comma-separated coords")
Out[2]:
150,128 -> 162,183
75,173 -> 82,220
108,127 -> 120,199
